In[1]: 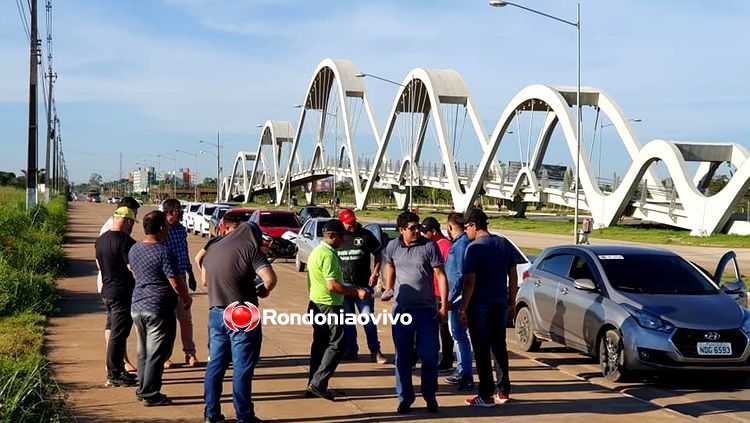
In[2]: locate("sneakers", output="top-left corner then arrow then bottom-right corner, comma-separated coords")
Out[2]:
444,373 -> 462,385
186,354 -> 200,367
425,398 -> 439,413
204,414 -> 226,423
143,393 -> 172,406
396,401 -> 412,414
371,351 -> 387,364
465,395 -> 495,408
105,372 -> 138,387
306,384 -> 334,401
495,392 -> 510,404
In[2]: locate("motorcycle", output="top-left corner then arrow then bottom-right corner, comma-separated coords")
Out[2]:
261,232 -> 297,263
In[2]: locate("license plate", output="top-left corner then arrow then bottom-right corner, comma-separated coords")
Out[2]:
696,342 -> 732,356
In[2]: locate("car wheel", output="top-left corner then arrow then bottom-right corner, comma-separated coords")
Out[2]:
599,329 -> 628,382
515,307 -> 541,352
295,254 -> 306,272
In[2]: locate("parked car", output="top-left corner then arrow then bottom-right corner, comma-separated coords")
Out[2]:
294,217 -> 333,271
184,202 -> 202,230
298,205 -> 331,223
194,203 -> 219,236
249,210 -> 302,260
214,207 -> 255,237
208,205 -> 233,238
515,244 -> 750,382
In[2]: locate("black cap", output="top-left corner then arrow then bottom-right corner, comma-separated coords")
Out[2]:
459,209 -> 488,227
322,219 -> 345,234
420,217 -> 441,233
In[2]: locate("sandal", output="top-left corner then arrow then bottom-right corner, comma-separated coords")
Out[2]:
144,394 -> 172,407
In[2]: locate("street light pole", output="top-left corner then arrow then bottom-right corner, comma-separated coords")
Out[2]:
200,135 -> 221,201
490,0 -> 580,243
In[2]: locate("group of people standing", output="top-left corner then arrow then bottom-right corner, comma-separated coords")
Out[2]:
95,197 -> 523,422
303,207 -> 525,413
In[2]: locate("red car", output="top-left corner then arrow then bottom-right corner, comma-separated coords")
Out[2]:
249,209 -> 302,238
216,207 -> 255,236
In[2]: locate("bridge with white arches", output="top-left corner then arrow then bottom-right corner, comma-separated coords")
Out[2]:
221,58 -> 750,236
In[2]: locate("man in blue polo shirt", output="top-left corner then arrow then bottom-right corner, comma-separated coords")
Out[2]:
382,211 -> 448,414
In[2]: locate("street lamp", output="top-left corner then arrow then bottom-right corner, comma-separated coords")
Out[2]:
176,149 -> 199,201
199,134 -> 221,201
490,0 -> 581,243
355,72 -> 417,211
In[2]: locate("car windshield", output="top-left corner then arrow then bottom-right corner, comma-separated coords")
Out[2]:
217,209 -> 228,219
600,253 -> 719,295
236,212 -> 253,222
189,204 -> 200,212
306,207 -> 330,218
204,206 -> 217,216
259,213 -> 300,228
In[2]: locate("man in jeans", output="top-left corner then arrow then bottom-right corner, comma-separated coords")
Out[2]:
129,210 -> 193,406
95,206 -> 138,387
306,219 -> 370,401
202,221 -> 277,423
459,209 -> 523,408
382,211 -> 448,414
161,198 -> 200,368
337,209 -> 386,364
442,212 -> 474,391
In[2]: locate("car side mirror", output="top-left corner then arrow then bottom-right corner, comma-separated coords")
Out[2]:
574,278 -> 597,291
303,233 -> 313,239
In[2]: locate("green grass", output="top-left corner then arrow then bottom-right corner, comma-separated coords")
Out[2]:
0,189 -> 69,422
0,313 -> 68,423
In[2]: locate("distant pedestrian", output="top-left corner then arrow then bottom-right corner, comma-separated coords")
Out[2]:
98,196 -> 140,374
580,217 -> 593,245
459,209 -> 523,407
95,206 -> 138,388
419,216 -> 454,373
442,212 -> 474,391
202,221 -> 277,423
337,209 -> 387,364
306,219 -> 371,401
129,210 -> 193,406
381,211 -> 448,414
161,198 -> 200,368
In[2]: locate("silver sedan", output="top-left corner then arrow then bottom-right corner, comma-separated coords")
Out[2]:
515,244 -> 750,382
294,217 -> 333,272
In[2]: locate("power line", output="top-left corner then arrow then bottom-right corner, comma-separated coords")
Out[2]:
16,0 -> 30,40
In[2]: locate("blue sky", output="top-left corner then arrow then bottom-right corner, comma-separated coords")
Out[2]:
1,0 -> 748,184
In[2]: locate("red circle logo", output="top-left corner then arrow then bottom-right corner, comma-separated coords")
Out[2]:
223,301 -> 260,332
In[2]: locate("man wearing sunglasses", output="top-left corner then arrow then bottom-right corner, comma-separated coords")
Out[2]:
381,211 -> 448,415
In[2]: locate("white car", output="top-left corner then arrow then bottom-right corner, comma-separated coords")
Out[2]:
194,203 -> 219,237
184,202 -> 202,230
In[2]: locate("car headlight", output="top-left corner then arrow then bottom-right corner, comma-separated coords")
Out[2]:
622,304 -> 675,333
741,309 -> 750,335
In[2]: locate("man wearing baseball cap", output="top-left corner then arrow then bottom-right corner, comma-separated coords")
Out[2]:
336,209 -> 387,364
306,219 -> 371,400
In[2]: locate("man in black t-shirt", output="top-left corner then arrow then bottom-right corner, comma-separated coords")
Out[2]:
95,207 -> 138,388
337,209 -> 387,364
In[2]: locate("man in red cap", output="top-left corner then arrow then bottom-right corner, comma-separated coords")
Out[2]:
336,208 -> 387,364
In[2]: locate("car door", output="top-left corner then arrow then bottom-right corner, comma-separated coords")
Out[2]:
561,253 -> 606,354
713,251 -> 747,308
528,253 -> 573,342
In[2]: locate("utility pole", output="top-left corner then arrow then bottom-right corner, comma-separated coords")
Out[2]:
216,131 -> 221,201
43,0 -> 55,200
52,116 -> 58,192
26,0 -> 39,208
